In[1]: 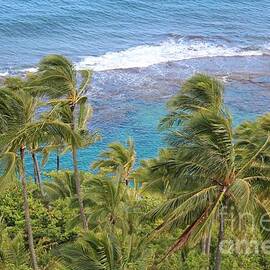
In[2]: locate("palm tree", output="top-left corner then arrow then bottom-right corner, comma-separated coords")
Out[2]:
145,74 -> 270,269
85,170 -> 132,229
0,88 -> 40,269
0,87 -> 78,270
35,55 -> 93,230
2,76 -> 46,196
92,138 -> 136,186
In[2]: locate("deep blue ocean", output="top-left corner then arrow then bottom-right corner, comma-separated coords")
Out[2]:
0,0 -> 270,172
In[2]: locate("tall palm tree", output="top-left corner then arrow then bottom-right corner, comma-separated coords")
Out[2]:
35,55 -> 93,230
92,138 -> 136,186
0,88 -> 78,270
145,74 -> 270,269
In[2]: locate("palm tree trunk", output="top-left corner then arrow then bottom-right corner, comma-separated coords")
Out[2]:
71,143 -> 88,230
56,149 -> 60,171
125,178 -> 129,186
32,159 -> 37,184
124,170 -> 131,186
31,152 -> 45,198
70,105 -> 88,231
214,206 -> 224,270
206,232 -> 211,270
20,147 -> 39,270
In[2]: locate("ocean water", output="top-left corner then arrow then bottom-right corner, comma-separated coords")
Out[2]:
0,0 -> 270,171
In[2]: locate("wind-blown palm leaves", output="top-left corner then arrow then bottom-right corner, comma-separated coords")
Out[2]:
146,74 -> 270,269
35,54 -> 93,231
92,138 -> 136,186
159,74 -> 224,129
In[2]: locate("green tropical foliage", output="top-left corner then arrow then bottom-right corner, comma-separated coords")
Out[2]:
0,56 -> 270,269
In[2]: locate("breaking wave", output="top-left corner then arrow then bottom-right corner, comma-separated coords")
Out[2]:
1,39 -> 269,75
77,39 -> 267,71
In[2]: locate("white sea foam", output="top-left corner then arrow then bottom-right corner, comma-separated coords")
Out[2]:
77,39 -> 265,71
0,71 -> 9,76
0,40 -> 267,76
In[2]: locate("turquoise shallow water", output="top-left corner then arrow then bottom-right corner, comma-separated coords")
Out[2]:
0,1 -> 270,172
24,55 -> 270,173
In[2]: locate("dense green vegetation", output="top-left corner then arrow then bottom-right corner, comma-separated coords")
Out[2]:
0,55 -> 270,269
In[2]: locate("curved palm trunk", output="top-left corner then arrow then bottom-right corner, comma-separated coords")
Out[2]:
31,152 -> 45,198
214,206 -> 224,270
70,105 -> 88,231
20,147 -> 39,270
